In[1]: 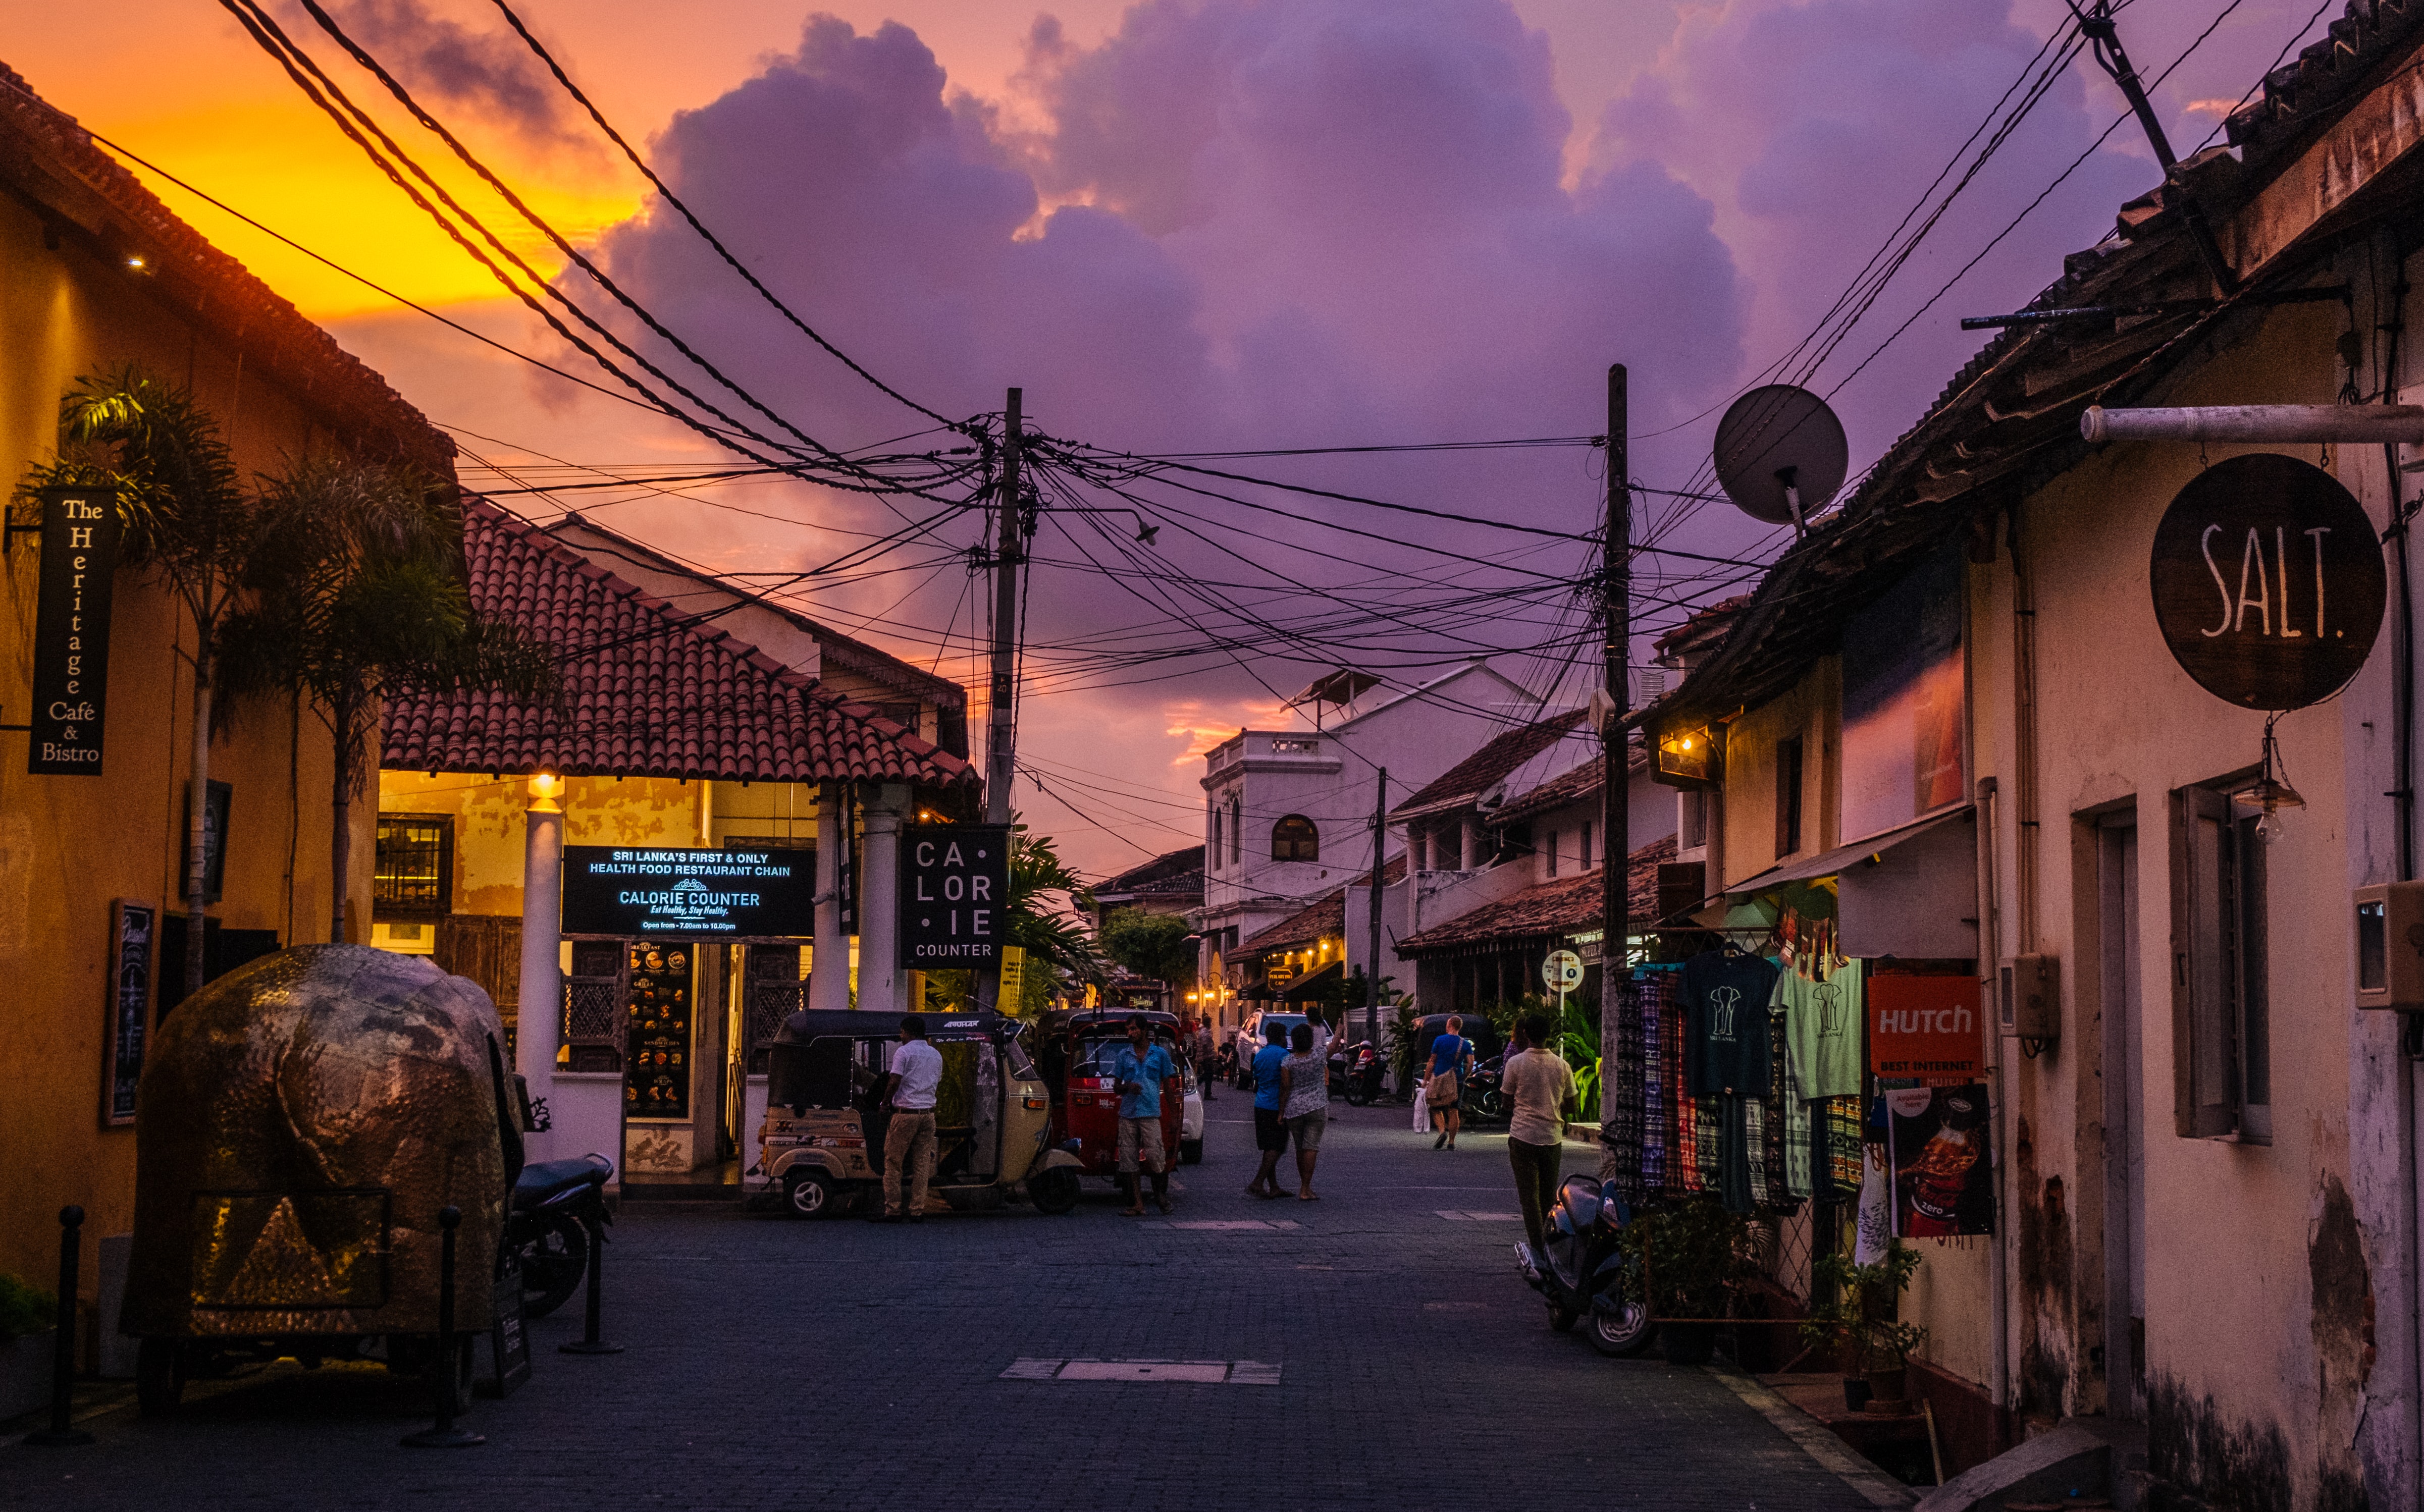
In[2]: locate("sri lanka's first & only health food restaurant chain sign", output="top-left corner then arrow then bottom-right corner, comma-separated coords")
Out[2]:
560,846 -> 814,937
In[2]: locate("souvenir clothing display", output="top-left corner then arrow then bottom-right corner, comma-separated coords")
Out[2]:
1773,956 -> 1864,1100
1681,950 -> 1778,1097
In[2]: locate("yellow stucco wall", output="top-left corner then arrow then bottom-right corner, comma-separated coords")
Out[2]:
0,190 -> 375,1291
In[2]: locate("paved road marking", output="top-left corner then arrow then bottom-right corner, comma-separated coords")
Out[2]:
1143,1219 -> 1303,1230
1424,1302 -> 1490,1311
999,1358 -> 1282,1385
1434,1209 -> 1522,1221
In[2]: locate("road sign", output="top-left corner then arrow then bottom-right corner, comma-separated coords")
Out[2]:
2149,453 -> 2386,710
1542,949 -> 1584,994
898,825 -> 1011,968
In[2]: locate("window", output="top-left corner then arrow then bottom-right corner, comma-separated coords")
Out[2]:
1582,821 -> 1596,872
1776,736 -> 1806,857
374,814 -> 452,916
2171,784 -> 2270,1142
1272,814 -> 1319,862
1230,796 -> 1243,866
1546,830 -> 1560,878
1210,804 -> 1224,872
1680,790 -> 1707,851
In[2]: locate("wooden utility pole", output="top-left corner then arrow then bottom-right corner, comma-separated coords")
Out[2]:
1364,766 -> 1387,1047
1600,365 -> 1628,1123
977,389 -> 1023,1014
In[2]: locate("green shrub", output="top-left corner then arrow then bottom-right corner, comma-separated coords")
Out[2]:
1617,1195 -> 1752,1319
0,1271 -> 55,1339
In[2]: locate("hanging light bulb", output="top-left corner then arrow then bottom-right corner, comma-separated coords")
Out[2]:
2235,717 -> 2304,843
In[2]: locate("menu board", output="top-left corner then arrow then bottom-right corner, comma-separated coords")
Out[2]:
623,942 -> 693,1121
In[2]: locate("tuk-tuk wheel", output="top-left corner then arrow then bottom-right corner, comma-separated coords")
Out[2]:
784,1168 -> 841,1219
1029,1166 -> 1082,1215
136,1338 -> 185,1418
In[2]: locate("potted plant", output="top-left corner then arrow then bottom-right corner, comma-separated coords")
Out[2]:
0,1270 -> 57,1421
1619,1196 -> 1753,1365
1803,1246 -> 1928,1415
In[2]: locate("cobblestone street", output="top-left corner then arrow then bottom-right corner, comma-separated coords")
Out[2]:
5,1101 -> 1901,1510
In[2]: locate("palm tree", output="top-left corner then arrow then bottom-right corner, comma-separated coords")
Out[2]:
20,368 -> 265,998
1007,824 -> 1105,1010
220,458 -> 556,943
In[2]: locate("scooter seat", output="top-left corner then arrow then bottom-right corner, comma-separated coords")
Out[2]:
513,1155 -> 610,1209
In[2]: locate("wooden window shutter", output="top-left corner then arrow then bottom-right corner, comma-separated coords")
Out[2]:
2169,785 -> 2237,1138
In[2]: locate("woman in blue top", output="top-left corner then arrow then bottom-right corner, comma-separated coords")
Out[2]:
1428,1016 -> 1473,1151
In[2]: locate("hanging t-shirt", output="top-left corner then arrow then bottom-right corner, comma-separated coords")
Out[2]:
1681,951 -> 1778,1098
1773,957 -> 1864,1101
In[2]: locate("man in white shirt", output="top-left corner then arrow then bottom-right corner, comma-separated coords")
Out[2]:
1501,1012 -> 1577,1252
875,1015 -> 944,1223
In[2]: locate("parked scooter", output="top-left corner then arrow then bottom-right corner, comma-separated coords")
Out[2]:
1461,1054 -> 1511,1124
1515,1173 -> 1657,1358
1327,1040 -> 1387,1105
507,1153 -> 614,1318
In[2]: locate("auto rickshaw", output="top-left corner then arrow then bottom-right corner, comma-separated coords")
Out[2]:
122,945 -> 520,1416
1034,1009 -> 1191,1179
760,1010 -> 1083,1217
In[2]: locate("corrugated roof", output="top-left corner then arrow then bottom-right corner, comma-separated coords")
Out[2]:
1392,710 -> 1589,818
1395,837 -> 1674,956
381,500 -> 978,787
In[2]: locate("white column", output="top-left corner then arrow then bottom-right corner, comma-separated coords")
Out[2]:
515,774 -> 564,1162
810,785 -> 851,1012
1460,817 -> 1480,871
859,783 -> 908,1013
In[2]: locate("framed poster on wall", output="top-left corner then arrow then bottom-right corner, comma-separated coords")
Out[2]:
102,899 -> 156,1125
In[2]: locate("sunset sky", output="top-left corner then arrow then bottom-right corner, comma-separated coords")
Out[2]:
3,0 -> 2342,875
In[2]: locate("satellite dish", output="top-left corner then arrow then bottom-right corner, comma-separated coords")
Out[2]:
1713,385 -> 1849,533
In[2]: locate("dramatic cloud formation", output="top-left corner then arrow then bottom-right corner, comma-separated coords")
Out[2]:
319,0 -> 2340,871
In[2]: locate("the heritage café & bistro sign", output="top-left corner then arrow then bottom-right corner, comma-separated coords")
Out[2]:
561,847 -> 815,937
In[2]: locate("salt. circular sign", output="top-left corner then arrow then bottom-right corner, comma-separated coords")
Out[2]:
2148,452 -> 2386,710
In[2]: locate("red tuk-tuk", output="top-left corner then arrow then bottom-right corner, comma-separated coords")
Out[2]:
1037,1009 -> 1186,1180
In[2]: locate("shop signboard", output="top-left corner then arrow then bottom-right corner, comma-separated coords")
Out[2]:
1868,974 -> 1981,1083
1887,1084 -> 1994,1237
998,945 -> 1027,1012
2149,453 -> 2386,710
560,846 -> 813,937
28,485 -> 121,775
898,825 -> 1010,968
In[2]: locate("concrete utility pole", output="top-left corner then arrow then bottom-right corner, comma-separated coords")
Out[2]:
977,389 -> 1023,1014
1365,767 -> 1387,1048
1600,364 -> 1628,1125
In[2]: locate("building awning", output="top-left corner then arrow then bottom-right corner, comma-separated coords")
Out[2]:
1278,960 -> 1344,1002
1724,804 -> 1975,898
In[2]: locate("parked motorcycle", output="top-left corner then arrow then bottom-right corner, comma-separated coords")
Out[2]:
507,1153 -> 613,1318
1515,1174 -> 1657,1358
1328,1040 -> 1387,1105
1460,1054 -> 1511,1124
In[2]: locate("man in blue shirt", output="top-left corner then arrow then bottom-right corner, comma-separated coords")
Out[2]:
1246,1018 -> 1294,1200
1113,1015 -> 1178,1215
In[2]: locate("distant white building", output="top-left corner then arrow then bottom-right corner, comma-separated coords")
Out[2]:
1194,660 -> 1535,1025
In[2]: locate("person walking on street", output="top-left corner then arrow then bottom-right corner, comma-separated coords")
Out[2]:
1246,1018 -> 1293,1198
1502,1011 -> 1579,1252
1428,1015 -> 1474,1150
1113,1014 -> 1178,1215
1279,1022 -> 1330,1201
1191,1018 -> 1217,1101
874,1014 -> 943,1223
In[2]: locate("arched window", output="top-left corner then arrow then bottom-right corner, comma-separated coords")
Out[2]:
1272,814 -> 1319,862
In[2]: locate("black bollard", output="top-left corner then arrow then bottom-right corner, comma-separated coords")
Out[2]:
557,1213 -> 621,1356
401,1206 -> 484,1448
26,1206 -> 92,1447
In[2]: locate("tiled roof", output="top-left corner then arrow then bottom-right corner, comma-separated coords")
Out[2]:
1396,837 -> 1675,956
1095,845 -> 1207,898
1489,744 -> 1650,826
1393,711 -> 1589,817
1240,854 -> 1409,955
2225,1 -> 2424,168
381,500 -> 979,787
0,63 -> 452,475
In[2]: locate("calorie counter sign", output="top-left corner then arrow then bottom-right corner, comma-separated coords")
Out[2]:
898,824 -> 1011,969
